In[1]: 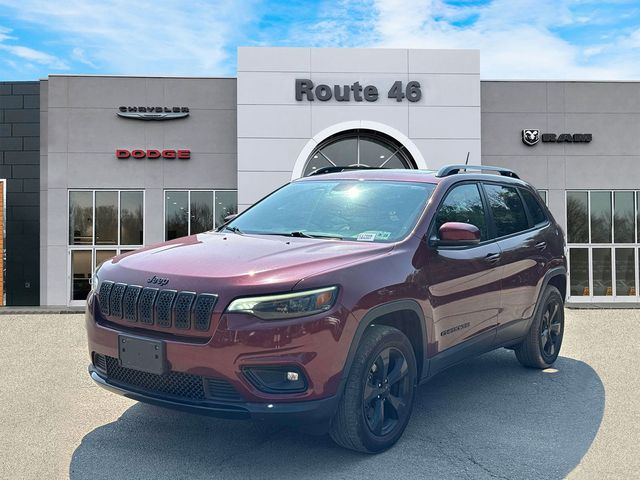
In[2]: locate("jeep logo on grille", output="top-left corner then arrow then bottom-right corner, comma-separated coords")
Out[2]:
147,275 -> 169,286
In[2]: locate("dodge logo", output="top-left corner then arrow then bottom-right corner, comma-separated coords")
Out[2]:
522,129 -> 540,146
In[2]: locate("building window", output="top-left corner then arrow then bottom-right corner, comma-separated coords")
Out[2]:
303,129 -> 415,176
537,190 -> 548,205
165,190 -> 237,241
566,190 -> 639,301
68,190 -> 144,303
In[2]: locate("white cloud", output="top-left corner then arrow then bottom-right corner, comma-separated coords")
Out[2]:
0,0 -> 257,76
368,0 -> 640,80
0,44 -> 69,69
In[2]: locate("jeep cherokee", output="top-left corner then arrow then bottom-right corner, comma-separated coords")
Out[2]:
86,164 -> 567,453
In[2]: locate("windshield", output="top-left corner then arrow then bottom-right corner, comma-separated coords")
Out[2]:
225,180 -> 436,242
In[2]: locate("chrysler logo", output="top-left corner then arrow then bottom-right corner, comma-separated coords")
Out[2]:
522,129 -> 540,146
117,106 -> 189,121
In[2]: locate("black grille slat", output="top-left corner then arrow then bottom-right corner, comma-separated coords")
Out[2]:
174,292 -> 196,329
205,378 -> 243,402
193,294 -> 217,331
156,290 -> 177,328
138,288 -> 158,324
105,356 -> 205,400
123,286 -> 142,322
109,283 -> 127,318
97,281 -> 215,332
98,281 -> 114,316
93,353 -> 107,372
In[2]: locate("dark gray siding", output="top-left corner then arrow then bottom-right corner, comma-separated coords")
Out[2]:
0,81 -> 39,305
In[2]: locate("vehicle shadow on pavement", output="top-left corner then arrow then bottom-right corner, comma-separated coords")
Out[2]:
69,349 -> 604,480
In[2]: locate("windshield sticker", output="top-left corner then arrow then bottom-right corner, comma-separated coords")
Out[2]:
357,231 -> 392,242
357,232 -> 377,242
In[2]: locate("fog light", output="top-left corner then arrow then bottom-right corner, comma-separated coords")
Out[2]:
243,366 -> 307,394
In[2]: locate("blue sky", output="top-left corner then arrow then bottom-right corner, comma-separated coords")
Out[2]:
1,0 -> 639,80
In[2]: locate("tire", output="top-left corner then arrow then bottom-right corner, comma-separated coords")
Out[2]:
514,285 -> 565,369
330,325 -> 417,453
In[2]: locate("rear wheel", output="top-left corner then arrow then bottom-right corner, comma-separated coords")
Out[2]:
330,325 -> 417,453
515,285 -> 564,368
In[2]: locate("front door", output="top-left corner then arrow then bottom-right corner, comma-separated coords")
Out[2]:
426,182 -> 501,355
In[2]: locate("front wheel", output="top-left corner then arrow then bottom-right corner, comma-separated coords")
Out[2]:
330,325 -> 417,453
515,285 -> 565,368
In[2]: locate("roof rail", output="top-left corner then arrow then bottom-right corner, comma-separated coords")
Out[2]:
308,166 -> 381,176
435,164 -> 520,179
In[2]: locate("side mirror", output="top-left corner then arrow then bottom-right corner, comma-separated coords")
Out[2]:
432,222 -> 481,247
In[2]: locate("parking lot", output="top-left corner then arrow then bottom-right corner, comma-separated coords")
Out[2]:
1,309 -> 638,480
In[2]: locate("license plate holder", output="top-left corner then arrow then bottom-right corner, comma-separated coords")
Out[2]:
118,334 -> 167,375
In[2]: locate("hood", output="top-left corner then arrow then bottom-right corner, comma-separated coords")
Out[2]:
99,231 -> 393,294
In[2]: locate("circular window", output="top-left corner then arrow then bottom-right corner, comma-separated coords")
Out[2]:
303,129 -> 416,176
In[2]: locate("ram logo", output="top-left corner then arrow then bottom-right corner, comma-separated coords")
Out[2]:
522,129 -> 540,146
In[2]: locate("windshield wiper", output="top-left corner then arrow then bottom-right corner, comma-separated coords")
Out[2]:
278,231 -> 343,240
222,226 -> 243,235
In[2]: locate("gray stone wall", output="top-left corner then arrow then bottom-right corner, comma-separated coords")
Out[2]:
0,81 -> 40,305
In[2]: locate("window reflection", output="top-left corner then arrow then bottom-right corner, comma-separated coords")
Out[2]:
95,191 -> 118,245
190,191 -> 214,234
121,191 -> 144,245
567,191 -> 588,243
614,192 -> 634,243
69,191 -> 93,245
569,248 -> 589,296
71,250 -> 92,300
591,192 -> 612,243
215,191 -> 238,228
615,248 -> 635,296
165,191 -> 189,240
592,248 -> 612,296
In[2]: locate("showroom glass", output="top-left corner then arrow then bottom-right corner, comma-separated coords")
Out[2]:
566,191 -> 588,243
483,184 -> 529,237
434,183 -> 487,241
302,130 -> 415,176
567,190 -> 639,300
591,191 -> 612,243
227,181 -> 436,242
165,190 -> 238,241
68,190 -> 144,303
537,190 -> 548,205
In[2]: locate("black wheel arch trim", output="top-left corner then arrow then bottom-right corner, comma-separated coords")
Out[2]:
528,266 -> 567,329
340,299 -> 428,389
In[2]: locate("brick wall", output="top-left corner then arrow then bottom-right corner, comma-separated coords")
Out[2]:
0,81 -> 40,305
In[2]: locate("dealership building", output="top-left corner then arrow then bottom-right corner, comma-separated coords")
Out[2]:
0,47 -> 638,307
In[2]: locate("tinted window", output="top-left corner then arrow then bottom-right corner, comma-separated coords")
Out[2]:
567,191 -> 588,243
435,183 -> 487,241
228,180 -> 436,243
484,184 -> 529,237
520,189 -> 547,226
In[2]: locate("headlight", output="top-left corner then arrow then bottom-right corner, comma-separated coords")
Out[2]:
227,286 -> 338,320
91,266 -> 102,293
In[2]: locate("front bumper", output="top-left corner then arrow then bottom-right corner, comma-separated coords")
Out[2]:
88,365 -> 340,428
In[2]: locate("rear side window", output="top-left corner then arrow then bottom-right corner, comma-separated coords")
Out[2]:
520,189 -> 547,226
484,184 -> 529,237
435,183 -> 487,241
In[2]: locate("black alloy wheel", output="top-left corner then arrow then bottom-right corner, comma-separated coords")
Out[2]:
540,298 -> 562,359
515,285 -> 565,368
363,347 -> 412,436
330,325 -> 417,453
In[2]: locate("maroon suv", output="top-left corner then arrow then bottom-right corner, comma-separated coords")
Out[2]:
86,164 -> 567,453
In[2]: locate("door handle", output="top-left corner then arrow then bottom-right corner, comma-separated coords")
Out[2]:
485,252 -> 501,264
534,241 -> 547,251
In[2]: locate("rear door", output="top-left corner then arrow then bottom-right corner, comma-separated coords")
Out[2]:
481,183 -> 549,342
426,182 -> 501,355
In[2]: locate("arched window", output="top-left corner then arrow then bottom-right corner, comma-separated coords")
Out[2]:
303,129 -> 416,176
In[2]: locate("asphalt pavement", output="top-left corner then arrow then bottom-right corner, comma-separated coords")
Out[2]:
0,309 -> 638,479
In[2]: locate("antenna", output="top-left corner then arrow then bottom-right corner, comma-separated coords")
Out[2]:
465,151 -> 470,165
